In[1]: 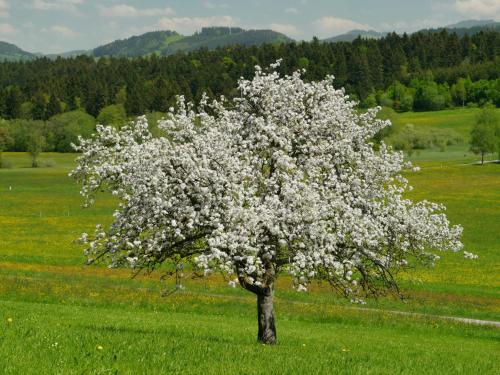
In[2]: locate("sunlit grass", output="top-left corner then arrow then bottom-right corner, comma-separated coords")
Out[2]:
391,108 -> 499,164
2,298 -> 497,375
0,108 -> 499,374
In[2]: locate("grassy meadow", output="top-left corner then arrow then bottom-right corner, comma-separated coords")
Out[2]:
0,108 -> 499,374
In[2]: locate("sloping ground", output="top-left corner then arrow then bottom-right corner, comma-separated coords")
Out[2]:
0,108 -> 498,373
92,27 -> 292,58
0,41 -> 35,61
93,30 -> 184,57
1,296 -> 498,374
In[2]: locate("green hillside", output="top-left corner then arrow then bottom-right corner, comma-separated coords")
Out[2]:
45,49 -> 93,59
446,19 -> 497,28
162,27 -> 292,54
93,27 -> 292,58
0,41 -> 35,61
93,30 -> 183,57
323,29 -> 386,43
423,21 -> 500,37
322,20 -> 500,44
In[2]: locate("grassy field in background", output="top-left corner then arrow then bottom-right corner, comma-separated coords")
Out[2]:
391,108 -> 481,141
390,107 -> 499,164
0,108 -> 499,374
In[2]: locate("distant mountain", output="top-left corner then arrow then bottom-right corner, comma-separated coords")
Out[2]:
445,19 -> 497,29
93,27 -> 292,58
0,41 -> 36,61
322,29 -> 387,43
161,27 -> 292,55
322,20 -> 500,44
424,21 -> 500,37
93,30 -> 182,57
46,49 -> 93,59
1,20 -> 499,62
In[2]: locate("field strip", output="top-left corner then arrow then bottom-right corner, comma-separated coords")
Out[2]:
407,160 -> 499,170
459,160 -> 500,166
1,261 -> 499,328
187,291 -> 500,328
353,307 -> 500,328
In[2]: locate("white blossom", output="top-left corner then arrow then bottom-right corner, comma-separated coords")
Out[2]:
463,251 -> 479,259
71,62 -> 465,297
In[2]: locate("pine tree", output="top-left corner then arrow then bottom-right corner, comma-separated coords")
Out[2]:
46,94 -> 61,119
5,86 -> 23,119
31,93 -> 47,120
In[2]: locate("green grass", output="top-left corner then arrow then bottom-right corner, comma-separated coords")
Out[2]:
391,108 -> 483,141
0,153 -> 115,266
1,298 -> 498,375
388,107 -> 499,164
0,109 -> 499,374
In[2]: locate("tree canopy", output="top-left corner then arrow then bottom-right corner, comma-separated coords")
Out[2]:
0,29 -> 498,121
72,64 -> 465,344
470,104 -> 499,164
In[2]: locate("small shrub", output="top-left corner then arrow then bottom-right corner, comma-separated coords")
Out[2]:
42,159 -> 56,168
385,123 -> 463,153
0,158 -> 12,168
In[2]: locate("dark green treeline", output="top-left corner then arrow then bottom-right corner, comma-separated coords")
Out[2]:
0,29 -> 499,121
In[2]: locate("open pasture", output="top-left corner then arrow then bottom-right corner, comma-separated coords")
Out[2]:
0,108 -> 499,374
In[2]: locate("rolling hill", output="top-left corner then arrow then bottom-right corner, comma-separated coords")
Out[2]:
425,20 -> 500,36
0,41 -> 36,61
322,29 -> 387,43
445,19 -> 497,28
322,19 -> 500,43
93,27 -> 292,57
1,20 -> 498,61
45,49 -> 93,59
93,30 -> 183,57
0,27 -> 292,61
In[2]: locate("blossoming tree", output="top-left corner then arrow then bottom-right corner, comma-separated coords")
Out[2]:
71,63 -> 463,344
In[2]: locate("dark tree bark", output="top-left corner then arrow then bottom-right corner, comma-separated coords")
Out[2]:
238,271 -> 277,345
257,289 -> 276,344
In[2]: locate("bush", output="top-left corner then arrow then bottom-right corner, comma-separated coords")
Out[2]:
48,110 -> 96,152
0,158 -> 12,168
42,159 -> 56,168
386,123 -> 463,153
97,104 -> 128,127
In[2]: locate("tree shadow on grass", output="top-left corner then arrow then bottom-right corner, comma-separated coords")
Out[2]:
74,323 -> 248,344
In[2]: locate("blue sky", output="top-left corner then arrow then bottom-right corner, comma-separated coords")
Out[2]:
0,0 -> 498,53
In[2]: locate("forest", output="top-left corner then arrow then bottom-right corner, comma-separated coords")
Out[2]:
0,28 -> 499,152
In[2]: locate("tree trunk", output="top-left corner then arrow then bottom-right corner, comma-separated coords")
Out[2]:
481,152 -> 484,165
257,290 -> 276,344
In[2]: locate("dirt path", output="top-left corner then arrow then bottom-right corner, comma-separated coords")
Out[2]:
349,306 -> 500,328
190,291 -> 500,328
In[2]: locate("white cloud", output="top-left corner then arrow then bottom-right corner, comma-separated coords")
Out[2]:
156,15 -> 238,34
204,2 -> 228,9
30,0 -> 83,12
270,23 -> 299,36
51,24 -> 79,37
285,7 -> 299,15
453,0 -> 500,18
313,16 -> 371,37
0,0 -> 9,18
97,4 -> 174,18
0,22 -> 16,34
